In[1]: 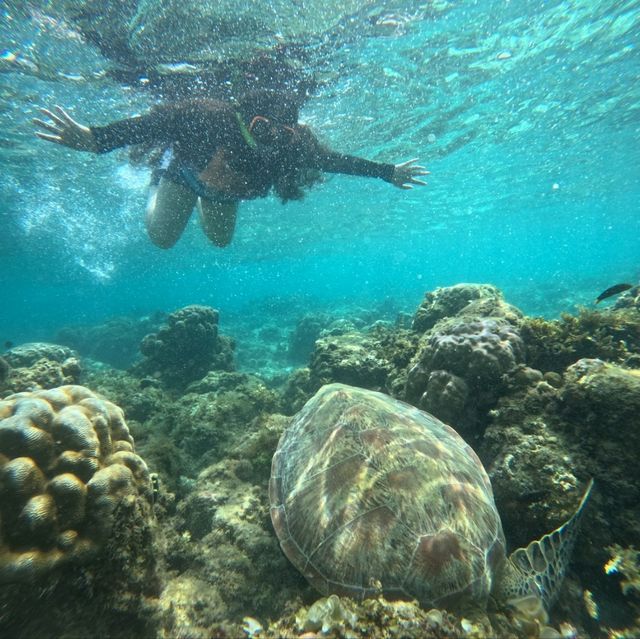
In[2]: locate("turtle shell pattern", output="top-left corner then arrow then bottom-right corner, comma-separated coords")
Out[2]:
269,383 -> 507,611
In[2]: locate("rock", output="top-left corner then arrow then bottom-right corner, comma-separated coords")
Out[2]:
135,305 -> 234,387
406,317 -> 524,440
412,284 -> 522,333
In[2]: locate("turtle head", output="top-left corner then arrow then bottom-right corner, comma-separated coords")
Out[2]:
493,480 -> 593,618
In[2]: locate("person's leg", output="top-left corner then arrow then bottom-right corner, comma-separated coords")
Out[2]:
145,178 -> 198,248
198,198 -> 239,247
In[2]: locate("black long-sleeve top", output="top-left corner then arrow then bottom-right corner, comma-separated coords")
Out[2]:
90,101 -> 395,200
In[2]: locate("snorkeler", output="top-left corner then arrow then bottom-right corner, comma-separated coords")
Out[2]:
33,90 -> 428,249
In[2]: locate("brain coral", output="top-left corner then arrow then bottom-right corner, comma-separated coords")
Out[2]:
412,284 -> 522,333
406,317 -> 524,438
419,318 -> 524,382
0,385 -> 152,582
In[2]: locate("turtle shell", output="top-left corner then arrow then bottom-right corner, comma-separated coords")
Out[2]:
269,383 -> 507,612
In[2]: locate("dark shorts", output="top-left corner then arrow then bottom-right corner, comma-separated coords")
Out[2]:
151,160 -> 237,205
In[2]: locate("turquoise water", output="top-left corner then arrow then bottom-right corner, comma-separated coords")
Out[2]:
1,0 -> 639,346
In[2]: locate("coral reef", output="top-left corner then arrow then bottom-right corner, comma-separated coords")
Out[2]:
259,593 -> 579,639
295,594 -> 358,634
2,283 -> 633,636
135,305 -> 234,387
158,414 -> 305,636
0,385 -> 153,580
412,283 -> 522,333
79,367 -> 185,489
154,371 -> 282,476
557,360 -> 640,558
3,342 -> 76,368
81,364 -> 170,424
308,326 -> 418,396
279,324 -> 418,415
81,365 -> 283,490
520,308 -> 640,373
56,312 -> 164,369
1,355 -> 81,396
480,376 -> 583,549
406,317 -> 525,440
280,366 -> 316,415
287,312 -> 330,363
0,385 -> 159,637
309,331 -> 391,390
613,285 -> 640,311
481,358 -> 640,629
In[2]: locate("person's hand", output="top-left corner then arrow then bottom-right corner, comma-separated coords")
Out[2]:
33,106 -> 98,152
391,158 -> 429,189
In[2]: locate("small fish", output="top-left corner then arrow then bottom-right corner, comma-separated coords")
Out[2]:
4,340 -> 13,350
595,283 -> 633,304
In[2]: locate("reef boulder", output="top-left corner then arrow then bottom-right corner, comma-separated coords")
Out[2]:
406,317 -> 525,440
137,304 -> 234,387
412,284 -> 522,334
481,357 -> 640,618
3,342 -> 77,368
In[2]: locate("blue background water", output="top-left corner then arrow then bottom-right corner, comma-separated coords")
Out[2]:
1,0 -> 639,347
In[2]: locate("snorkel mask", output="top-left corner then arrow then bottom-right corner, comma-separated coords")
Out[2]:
248,115 -> 296,146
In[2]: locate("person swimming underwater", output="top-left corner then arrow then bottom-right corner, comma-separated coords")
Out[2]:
33,89 -> 429,249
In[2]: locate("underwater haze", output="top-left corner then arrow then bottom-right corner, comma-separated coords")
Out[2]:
1,0 -> 638,345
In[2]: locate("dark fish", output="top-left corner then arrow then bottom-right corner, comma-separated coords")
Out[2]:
4,340 -> 12,350
595,283 -> 633,304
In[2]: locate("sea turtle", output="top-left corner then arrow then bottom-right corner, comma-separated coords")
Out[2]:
269,383 -> 592,617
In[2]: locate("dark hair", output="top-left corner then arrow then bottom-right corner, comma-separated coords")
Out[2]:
236,89 -> 304,125
271,125 -> 324,202
233,89 -> 324,202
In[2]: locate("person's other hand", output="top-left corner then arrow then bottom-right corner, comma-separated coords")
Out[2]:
391,158 -> 429,189
33,106 -> 97,152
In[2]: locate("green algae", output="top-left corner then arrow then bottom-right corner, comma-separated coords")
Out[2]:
521,308 -> 640,373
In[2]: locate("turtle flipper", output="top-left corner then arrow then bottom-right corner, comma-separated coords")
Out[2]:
505,479 -> 594,610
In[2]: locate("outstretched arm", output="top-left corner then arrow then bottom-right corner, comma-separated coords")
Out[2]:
33,106 -> 98,152
33,104 -> 181,154
312,147 -> 429,190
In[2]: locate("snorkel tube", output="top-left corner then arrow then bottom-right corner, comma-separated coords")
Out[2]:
235,112 -> 257,148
